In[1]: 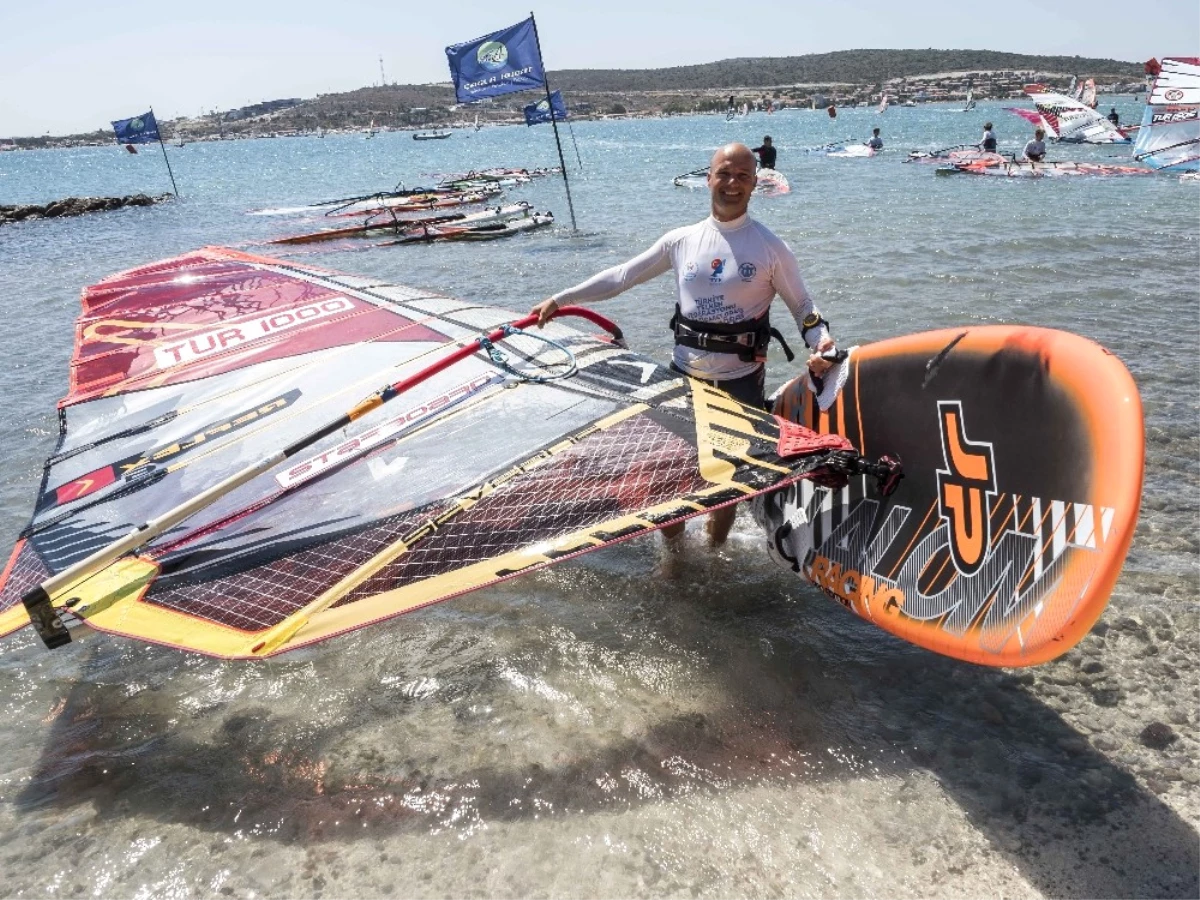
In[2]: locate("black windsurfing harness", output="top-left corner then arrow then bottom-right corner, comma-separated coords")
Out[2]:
669,304 -> 795,364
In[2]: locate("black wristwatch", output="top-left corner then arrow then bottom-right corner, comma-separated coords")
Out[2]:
801,313 -> 829,341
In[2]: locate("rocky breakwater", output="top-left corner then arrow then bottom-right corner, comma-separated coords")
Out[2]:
1,193 -> 173,225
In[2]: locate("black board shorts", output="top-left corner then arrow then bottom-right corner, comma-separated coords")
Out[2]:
672,363 -> 766,409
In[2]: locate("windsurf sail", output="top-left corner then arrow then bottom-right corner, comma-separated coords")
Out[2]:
877,94 -> 889,114
827,144 -> 876,158
755,169 -> 790,195
0,248 -> 894,660
1082,78 -> 1098,108
1019,85 -> 1128,143
961,89 -> 976,112
375,212 -> 554,244
942,159 -> 1152,178
269,203 -> 534,246
672,167 -> 790,194
1004,105 -> 1055,137
906,146 -> 1004,166
1132,57 -> 1200,172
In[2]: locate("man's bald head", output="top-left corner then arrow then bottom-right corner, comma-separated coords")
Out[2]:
707,143 -> 758,222
710,142 -> 758,171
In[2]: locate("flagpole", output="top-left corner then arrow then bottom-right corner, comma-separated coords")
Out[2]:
151,106 -> 180,197
529,12 -> 577,231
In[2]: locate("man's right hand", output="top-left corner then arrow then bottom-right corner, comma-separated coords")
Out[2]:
530,297 -> 558,328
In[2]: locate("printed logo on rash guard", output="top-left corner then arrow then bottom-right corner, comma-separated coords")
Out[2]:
739,262 -> 757,281
710,258 -> 726,282
683,261 -> 699,282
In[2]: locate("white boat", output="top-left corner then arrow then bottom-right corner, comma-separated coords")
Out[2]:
414,130 -> 452,141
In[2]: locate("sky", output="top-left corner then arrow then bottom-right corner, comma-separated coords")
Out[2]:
2,0 -> 1197,136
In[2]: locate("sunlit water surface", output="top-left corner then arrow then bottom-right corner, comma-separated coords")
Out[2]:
0,102 -> 1196,899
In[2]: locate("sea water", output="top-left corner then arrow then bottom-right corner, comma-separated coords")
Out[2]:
0,103 -> 1196,899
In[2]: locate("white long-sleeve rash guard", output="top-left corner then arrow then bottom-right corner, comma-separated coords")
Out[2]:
551,214 -> 830,381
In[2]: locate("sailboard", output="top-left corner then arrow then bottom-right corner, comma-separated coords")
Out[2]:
1132,57 -> 1200,172
269,202 -> 534,245
0,248 -> 896,660
754,326 -> 1143,667
1016,85 -> 1129,143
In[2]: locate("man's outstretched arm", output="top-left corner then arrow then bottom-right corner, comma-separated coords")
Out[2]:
531,238 -> 673,326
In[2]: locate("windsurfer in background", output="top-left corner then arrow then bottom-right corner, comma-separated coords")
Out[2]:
1023,127 -> 1047,162
751,136 -> 777,169
1107,107 -> 1120,126
530,143 -> 837,547
866,127 -> 883,150
979,122 -> 998,152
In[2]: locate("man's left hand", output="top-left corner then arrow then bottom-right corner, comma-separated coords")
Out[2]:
808,337 -> 837,375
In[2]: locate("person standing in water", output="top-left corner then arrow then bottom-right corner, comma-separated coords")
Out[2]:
866,128 -> 883,150
530,144 -> 837,546
979,122 -> 998,152
751,136 -> 777,169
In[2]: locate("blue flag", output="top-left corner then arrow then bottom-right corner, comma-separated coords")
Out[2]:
112,111 -> 160,144
523,91 -> 569,126
445,18 -> 545,104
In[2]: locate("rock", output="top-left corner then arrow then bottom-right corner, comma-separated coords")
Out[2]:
0,193 -> 172,225
1138,722 -> 1178,750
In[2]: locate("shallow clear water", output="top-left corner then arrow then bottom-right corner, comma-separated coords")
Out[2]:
0,102 -> 1197,899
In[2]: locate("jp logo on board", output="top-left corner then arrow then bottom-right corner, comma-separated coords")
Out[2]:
935,400 -> 996,576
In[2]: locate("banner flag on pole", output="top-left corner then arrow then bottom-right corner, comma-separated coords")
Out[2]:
111,111 -> 160,144
445,17 -> 545,103
523,90 -> 569,126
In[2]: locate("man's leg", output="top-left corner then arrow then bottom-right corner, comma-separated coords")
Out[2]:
702,365 -> 765,546
705,505 -> 738,546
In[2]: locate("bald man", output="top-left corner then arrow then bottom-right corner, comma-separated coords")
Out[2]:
531,143 -> 836,546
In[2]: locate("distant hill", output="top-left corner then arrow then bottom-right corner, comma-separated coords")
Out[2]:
14,49 -> 1147,145
550,49 -> 1143,91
